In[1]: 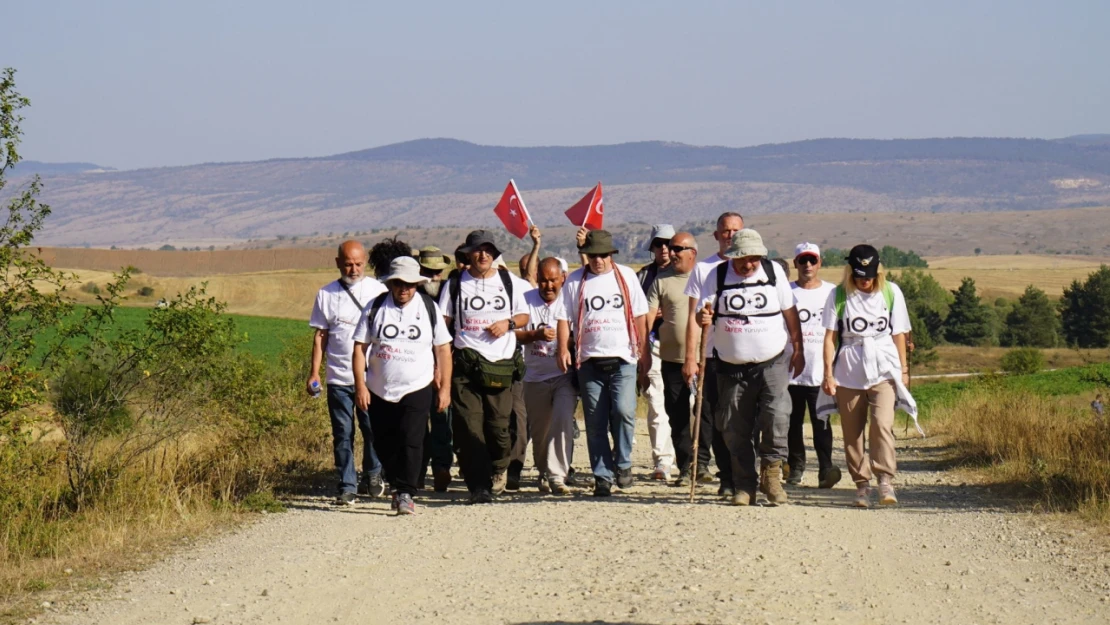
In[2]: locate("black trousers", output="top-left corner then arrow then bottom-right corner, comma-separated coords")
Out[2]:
660,360 -> 712,472
787,385 -> 834,473
451,375 -> 513,492
369,385 -> 434,496
702,358 -> 733,486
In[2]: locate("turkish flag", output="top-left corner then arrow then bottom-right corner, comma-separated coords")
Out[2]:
492,179 -> 531,239
564,182 -> 604,230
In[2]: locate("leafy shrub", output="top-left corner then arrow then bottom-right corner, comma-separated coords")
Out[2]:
1000,347 -> 1045,375
137,286 -> 155,297
80,281 -> 100,295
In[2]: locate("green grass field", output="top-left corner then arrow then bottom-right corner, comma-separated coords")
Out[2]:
37,306 -> 311,361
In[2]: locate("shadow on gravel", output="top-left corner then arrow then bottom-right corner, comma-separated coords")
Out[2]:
512,622 -> 654,625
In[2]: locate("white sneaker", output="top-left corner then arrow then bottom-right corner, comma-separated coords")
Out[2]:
651,464 -> 671,481
853,484 -> 871,508
878,481 -> 898,506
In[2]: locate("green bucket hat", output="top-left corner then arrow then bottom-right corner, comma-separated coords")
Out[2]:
416,246 -> 450,271
723,229 -> 768,259
578,230 -> 620,255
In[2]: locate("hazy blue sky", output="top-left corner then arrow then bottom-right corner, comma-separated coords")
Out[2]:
4,1 -> 1108,170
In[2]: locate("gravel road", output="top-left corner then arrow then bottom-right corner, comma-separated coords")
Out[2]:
41,422 -> 1110,625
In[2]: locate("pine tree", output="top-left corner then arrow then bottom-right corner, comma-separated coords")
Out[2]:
1001,285 -> 1060,347
943,277 -> 995,346
1060,265 -> 1110,348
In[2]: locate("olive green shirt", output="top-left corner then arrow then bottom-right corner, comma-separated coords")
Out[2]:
646,266 -> 692,363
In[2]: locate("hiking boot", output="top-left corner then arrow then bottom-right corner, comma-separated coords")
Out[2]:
492,470 -> 508,495
696,465 -> 716,484
731,490 -> 754,506
616,468 -> 634,489
818,467 -> 843,489
550,478 -> 570,495
366,472 -> 387,498
390,491 -> 399,512
538,476 -> 551,494
433,467 -> 452,493
718,486 -> 736,501
396,493 -> 415,516
759,460 -> 789,504
785,466 -> 804,486
506,460 -> 523,492
854,484 -> 871,508
878,481 -> 898,506
466,488 -> 494,505
593,478 -> 613,497
334,492 -> 356,507
357,475 -> 370,496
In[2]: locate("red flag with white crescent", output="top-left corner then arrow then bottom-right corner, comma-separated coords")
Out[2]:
564,182 -> 604,230
492,179 -> 531,239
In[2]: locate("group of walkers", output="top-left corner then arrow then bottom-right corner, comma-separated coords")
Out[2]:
307,213 -> 915,515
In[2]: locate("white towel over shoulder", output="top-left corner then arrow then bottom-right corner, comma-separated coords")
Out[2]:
815,336 -> 924,437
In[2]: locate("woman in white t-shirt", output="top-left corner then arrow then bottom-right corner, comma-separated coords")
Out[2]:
821,245 -> 911,508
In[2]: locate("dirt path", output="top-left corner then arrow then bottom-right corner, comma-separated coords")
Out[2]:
42,423 -> 1110,625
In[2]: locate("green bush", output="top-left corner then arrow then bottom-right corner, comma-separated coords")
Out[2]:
137,286 -> 155,297
1000,347 -> 1045,375
80,281 -> 100,295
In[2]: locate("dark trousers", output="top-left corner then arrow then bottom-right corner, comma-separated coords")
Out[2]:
787,385 -> 834,474
452,375 -> 513,492
660,360 -> 712,473
368,385 -> 434,496
422,406 -> 454,472
702,358 -> 733,486
716,353 -> 792,493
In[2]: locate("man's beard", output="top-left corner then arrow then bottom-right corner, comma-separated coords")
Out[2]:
422,280 -> 443,298
340,274 -> 361,286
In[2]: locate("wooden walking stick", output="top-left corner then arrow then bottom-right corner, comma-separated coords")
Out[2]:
689,323 -> 711,503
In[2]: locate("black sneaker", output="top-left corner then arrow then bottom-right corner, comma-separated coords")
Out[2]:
367,472 -> 387,498
334,492 -> 356,506
593,479 -> 612,497
476,488 -> 494,504
506,460 -> 523,492
616,468 -> 633,489
786,468 -> 804,486
674,470 -> 689,487
696,465 -> 716,484
566,467 -> 579,486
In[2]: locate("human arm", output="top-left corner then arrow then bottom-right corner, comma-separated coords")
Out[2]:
486,313 -> 530,338
556,319 -> 571,372
516,325 -> 556,345
576,226 -> 589,266
639,306 -> 659,373
353,340 -> 371,411
522,225 -> 541,286
307,328 -> 327,395
433,343 -> 452,412
782,306 -> 805,378
893,332 -> 909,387
682,298 -> 710,385
822,329 -> 838,396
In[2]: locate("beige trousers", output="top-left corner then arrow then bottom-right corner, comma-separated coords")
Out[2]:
523,374 -> 578,480
644,342 -> 675,469
835,381 -> 897,485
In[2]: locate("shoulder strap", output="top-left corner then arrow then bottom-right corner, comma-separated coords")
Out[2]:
448,269 -> 462,333
834,285 -> 847,321
760,258 -> 777,287
366,292 -> 389,337
338,280 -> 368,311
882,282 -> 895,313
498,267 -> 514,302
419,291 -> 438,340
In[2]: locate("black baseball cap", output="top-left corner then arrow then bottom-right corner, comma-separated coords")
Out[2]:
847,244 -> 880,278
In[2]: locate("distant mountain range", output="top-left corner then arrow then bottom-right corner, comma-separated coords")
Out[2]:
11,136 -> 1110,247
11,160 -> 116,176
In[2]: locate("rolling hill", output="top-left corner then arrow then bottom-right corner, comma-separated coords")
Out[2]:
12,137 -> 1110,247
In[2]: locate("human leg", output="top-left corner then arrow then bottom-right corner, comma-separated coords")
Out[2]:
452,376 -> 493,493
577,360 -> 617,485
867,381 -> 898,483
716,372 -> 760,495
391,385 -> 434,497
786,385 -> 809,477
835,387 -> 871,485
644,348 -> 674,472
326,384 -> 359,495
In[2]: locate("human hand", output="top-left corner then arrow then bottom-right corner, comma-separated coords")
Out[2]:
682,360 -> 700,386
540,326 -> 557,342
306,374 -> 321,397
437,387 -> 451,413
529,224 -> 542,244
822,376 -> 837,397
355,384 -> 371,412
486,319 -> 511,338
696,302 -> 713,328
789,350 -> 805,379
557,349 -> 571,373
576,227 -> 588,248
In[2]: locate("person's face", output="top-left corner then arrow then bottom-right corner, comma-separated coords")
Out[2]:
587,252 -> 613,274
853,276 -> 876,292
389,280 -> 418,306
419,266 -> 443,282
668,239 -> 697,273
537,264 -> 565,303
794,254 -> 821,279
650,238 -> 670,266
335,250 -> 366,281
713,216 -> 743,251
731,255 -> 762,277
468,244 -> 497,272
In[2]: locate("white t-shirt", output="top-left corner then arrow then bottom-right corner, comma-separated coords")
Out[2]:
439,270 -> 528,362
522,288 -> 566,383
557,264 -> 649,364
308,277 -> 387,386
697,261 -> 794,365
822,282 -> 912,390
352,294 -> 451,402
787,280 -> 836,387
684,252 -> 727,359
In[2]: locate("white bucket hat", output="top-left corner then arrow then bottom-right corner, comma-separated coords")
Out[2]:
383,256 -> 429,285
723,229 -> 768,259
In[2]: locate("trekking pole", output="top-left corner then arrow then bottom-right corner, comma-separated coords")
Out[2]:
689,326 -> 710,503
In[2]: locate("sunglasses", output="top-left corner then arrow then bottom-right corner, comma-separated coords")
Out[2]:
796,256 -> 819,266
587,253 -> 611,260
668,245 -> 694,254
650,239 -> 670,249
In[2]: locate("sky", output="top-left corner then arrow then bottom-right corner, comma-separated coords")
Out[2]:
4,1 -> 1109,170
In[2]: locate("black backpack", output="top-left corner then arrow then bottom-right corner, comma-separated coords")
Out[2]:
710,258 -> 780,358
366,291 -> 439,341
446,267 -> 515,337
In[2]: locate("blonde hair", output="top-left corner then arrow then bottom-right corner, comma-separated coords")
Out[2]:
841,264 -> 887,295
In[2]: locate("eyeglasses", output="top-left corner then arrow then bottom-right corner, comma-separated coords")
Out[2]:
796,256 -> 819,266
587,253 -> 611,260
668,245 -> 694,254
650,239 -> 670,250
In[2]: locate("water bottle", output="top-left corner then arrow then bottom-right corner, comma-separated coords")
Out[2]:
310,380 -> 322,398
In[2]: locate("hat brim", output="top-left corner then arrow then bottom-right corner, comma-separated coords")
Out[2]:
385,272 -> 430,285
460,242 -> 502,258
580,244 -> 619,255
724,246 -> 768,259
418,259 -> 450,270
794,251 -> 820,261
849,262 -> 879,278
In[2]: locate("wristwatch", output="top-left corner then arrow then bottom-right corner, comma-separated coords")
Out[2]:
507,319 -> 517,330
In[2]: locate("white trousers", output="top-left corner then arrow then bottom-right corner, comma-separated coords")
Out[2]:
644,341 -> 675,469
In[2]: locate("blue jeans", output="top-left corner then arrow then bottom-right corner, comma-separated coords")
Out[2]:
327,384 -> 382,494
577,359 -> 638,484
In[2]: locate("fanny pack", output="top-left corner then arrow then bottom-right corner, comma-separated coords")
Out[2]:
587,356 -> 625,374
455,347 -> 523,390
716,350 -> 784,378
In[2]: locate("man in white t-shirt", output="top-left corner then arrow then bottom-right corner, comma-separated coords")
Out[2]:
351,257 -> 452,515
687,229 -> 804,507
785,242 -> 842,489
308,241 -> 388,506
516,257 -> 577,494
556,230 -> 649,497
440,230 -> 530,504
681,212 -> 743,495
